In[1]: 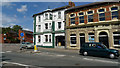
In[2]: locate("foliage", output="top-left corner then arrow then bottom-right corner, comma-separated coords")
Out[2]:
2,25 -> 22,43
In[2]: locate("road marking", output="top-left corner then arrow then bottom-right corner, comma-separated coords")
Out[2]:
0,52 -> 5,54
56,54 -> 66,57
6,51 -> 12,53
2,61 -> 30,66
83,58 -> 119,64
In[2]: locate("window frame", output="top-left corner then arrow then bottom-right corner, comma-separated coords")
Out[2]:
58,22 -> 61,29
110,5 -> 119,20
97,8 -> 106,21
69,13 -> 76,25
38,35 -> 41,43
58,11 -> 61,19
45,35 -> 48,42
38,16 -> 41,22
77,11 -> 85,24
86,10 -> 94,23
45,13 -> 48,20
49,35 -> 51,42
70,34 -> 76,45
45,23 -> 48,29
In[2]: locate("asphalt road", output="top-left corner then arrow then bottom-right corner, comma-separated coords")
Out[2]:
1,47 -> 120,68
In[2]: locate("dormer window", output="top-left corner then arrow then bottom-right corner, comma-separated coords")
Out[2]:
45,14 -> 48,20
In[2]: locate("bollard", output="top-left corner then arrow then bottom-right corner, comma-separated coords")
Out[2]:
34,45 -> 38,52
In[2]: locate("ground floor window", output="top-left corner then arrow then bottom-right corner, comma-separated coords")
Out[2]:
49,35 -> 51,42
38,36 -> 41,42
88,33 -> 94,42
45,35 -> 48,42
113,32 -> 120,46
70,34 -> 76,44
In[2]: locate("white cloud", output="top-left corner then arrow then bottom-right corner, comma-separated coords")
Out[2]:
1,12 -> 19,27
17,5 -> 27,13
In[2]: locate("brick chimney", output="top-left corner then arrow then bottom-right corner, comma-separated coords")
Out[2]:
69,1 -> 75,7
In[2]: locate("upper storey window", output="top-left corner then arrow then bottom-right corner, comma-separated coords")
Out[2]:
58,12 -> 61,19
87,10 -> 94,22
110,6 -> 119,19
98,8 -> 106,21
70,13 -> 76,25
78,12 -> 84,24
45,14 -> 48,20
38,16 -> 41,22
50,14 -> 52,20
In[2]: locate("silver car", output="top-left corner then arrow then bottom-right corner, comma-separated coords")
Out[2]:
20,42 -> 34,50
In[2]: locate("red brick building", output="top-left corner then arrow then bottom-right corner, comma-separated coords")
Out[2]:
18,29 -> 33,43
0,28 -> 33,43
1,30 -> 19,43
65,2 -> 120,49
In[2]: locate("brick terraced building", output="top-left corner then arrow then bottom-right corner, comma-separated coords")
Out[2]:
65,2 -> 120,49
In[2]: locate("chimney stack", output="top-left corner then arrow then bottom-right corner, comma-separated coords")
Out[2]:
69,1 -> 75,7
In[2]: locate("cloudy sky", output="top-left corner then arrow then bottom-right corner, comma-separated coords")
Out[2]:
1,0 -> 119,31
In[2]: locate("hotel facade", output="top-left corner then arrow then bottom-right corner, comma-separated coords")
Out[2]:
65,2 -> 120,49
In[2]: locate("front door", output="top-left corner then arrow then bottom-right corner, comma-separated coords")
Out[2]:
99,32 -> 109,48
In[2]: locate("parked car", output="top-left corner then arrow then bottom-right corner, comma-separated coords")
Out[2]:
79,42 -> 119,59
20,42 -> 34,50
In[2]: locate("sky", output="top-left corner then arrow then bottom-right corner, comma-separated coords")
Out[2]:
1,0 -> 119,31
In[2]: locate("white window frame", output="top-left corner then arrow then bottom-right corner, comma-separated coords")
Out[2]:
113,33 -> 120,46
97,8 -> 106,22
38,16 -> 41,22
86,10 -> 94,23
58,11 -> 61,19
77,11 -> 85,24
38,35 -> 41,43
70,34 -> 76,45
69,13 -> 76,25
110,5 -> 119,20
45,13 -> 48,20
45,23 -> 48,29
49,35 -> 51,42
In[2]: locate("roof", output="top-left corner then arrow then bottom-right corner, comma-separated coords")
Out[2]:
33,5 -> 70,17
23,30 -> 33,35
65,2 -> 119,13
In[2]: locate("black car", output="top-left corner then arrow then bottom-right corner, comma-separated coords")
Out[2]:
79,42 -> 119,59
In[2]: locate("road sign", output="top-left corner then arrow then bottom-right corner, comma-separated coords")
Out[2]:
20,33 -> 24,37
22,38 -> 24,40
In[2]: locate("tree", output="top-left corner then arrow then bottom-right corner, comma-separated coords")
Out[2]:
12,25 -> 22,33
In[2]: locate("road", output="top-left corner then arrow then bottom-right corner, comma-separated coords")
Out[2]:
1,45 -> 120,68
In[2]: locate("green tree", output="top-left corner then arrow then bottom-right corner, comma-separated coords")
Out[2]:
12,25 -> 22,33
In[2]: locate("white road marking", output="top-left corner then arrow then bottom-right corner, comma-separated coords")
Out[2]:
6,51 -> 12,53
83,58 -> 119,64
2,61 -> 30,66
0,52 -> 5,54
56,54 -> 66,57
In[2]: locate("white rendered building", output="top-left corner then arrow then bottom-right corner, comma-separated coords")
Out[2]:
33,2 -> 75,48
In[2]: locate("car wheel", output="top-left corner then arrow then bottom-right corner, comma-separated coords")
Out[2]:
109,53 -> 115,59
83,51 -> 88,56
